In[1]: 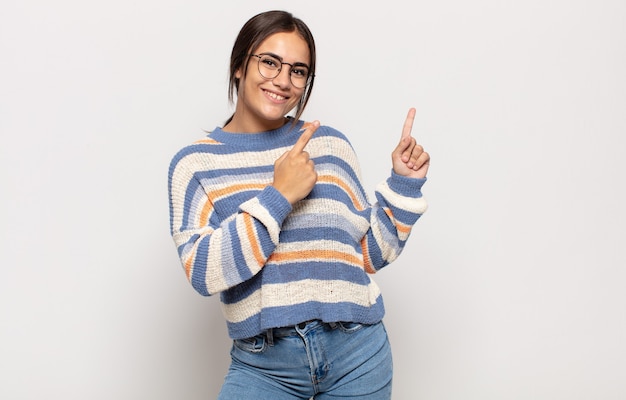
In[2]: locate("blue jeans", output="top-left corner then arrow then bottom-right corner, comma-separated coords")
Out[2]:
217,320 -> 393,399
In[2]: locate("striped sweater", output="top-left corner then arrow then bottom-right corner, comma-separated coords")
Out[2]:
168,119 -> 428,339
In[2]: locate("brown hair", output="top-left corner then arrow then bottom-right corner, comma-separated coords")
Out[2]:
225,10 -> 316,126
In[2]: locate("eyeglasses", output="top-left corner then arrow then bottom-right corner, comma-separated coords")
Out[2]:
250,53 -> 312,89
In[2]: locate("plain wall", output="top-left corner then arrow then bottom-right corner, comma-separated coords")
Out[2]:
1,0 -> 625,399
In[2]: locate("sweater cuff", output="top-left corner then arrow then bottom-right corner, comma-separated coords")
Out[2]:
387,170 -> 427,198
258,185 -> 293,224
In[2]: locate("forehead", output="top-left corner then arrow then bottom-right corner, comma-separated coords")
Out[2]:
254,31 -> 310,64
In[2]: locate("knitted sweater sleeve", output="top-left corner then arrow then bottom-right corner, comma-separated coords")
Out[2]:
322,126 -> 428,273
362,170 -> 428,273
167,145 -> 292,296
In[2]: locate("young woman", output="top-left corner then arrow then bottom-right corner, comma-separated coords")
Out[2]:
168,10 -> 430,399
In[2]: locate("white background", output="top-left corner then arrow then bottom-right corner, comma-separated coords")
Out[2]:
1,0 -> 625,399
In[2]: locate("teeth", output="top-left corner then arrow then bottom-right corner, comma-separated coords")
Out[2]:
265,90 -> 285,100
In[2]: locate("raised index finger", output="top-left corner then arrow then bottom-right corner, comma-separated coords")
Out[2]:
401,108 -> 416,139
290,120 -> 320,154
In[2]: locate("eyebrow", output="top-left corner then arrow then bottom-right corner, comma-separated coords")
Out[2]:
258,52 -> 310,69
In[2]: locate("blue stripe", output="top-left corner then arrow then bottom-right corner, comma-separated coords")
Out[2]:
225,296 -> 386,340
311,184 -> 368,214
316,156 -> 366,194
226,221 -> 254,283
190,235 -> 210,296
179,175 -> 204,232
220,274 -> 262,305
262,262 -> 371,285
280,226 -> 362,250
196,164 -> 274,179
213,190 -> 261,215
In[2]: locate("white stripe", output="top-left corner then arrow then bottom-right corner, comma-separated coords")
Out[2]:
221,289 -> 261,324
376,180 -> 428,214
369,215 -> 401,261
221,279 -> 382,323
239,197 -> 282,244
287,198 -> 370,237
204,228 -> 231,293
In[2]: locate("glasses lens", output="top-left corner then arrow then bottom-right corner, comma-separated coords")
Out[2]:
290,65 -> 310,89
257,55 -> 280,80
256,55 -> 310,88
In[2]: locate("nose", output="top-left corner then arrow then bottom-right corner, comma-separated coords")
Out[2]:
272,66 -> 292,88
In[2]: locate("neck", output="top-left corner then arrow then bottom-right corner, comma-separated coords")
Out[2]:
223,113 -> 290,133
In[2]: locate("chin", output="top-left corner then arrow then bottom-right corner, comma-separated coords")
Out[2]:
261,108 -> 292,122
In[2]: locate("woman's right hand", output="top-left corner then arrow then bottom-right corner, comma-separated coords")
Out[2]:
272,121 -> 320,205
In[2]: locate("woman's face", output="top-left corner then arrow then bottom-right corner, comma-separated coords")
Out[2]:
232,31 -> 310,132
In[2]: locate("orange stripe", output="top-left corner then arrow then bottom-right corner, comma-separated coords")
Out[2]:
243,214 -> 266,267
269,250 -> 362,266
383,207 -> 411,234
193,138 -> 221,144
396,223 -> 411,234
199,199 -> 213,227
198,183 -> 266,227
317,175 -> 364,210
361,239 -> 376,274
213,183 -> 267,200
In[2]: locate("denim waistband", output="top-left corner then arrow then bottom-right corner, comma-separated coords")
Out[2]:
265,320 -> 338,345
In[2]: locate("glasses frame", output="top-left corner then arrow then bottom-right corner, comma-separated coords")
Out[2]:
249,53 -> 313,89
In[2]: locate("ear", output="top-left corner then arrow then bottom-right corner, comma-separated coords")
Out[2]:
235,67 -> 243,80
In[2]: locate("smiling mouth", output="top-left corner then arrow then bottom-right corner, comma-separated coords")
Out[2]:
264,89 -> 287,101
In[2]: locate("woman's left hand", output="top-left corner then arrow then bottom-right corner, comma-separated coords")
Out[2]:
391,108 -> 430,179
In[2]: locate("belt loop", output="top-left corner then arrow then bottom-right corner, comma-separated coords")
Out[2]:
266,328 -> 274,346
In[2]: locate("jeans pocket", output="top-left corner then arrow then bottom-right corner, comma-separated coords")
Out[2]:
336,321 -> 366,334
233,334 -> 267,353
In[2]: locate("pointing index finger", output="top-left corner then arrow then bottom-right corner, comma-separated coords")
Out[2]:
402,108 -> 416,139
291,120 -> 320,154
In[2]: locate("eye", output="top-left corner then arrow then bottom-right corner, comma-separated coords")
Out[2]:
260,56 -> 280,69
291,66 -> 309,77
